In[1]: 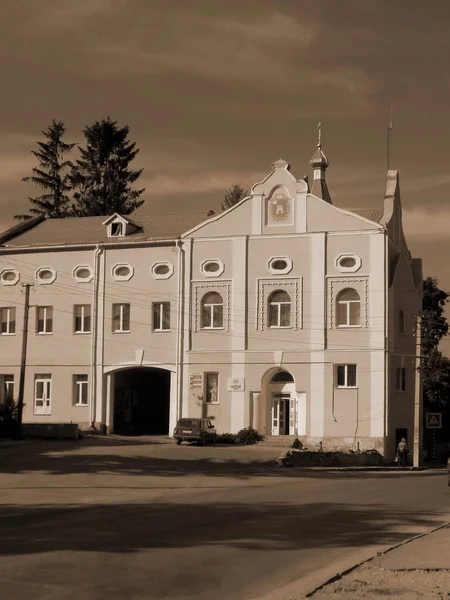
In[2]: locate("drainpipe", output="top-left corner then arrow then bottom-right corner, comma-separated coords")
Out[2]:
384,231 -> 389,456
175,239 -> 185,421
91,245 -> 103,428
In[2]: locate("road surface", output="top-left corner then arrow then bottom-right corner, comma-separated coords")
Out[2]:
0,437 -> 448,599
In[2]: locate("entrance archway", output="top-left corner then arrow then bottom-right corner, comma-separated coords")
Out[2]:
113,367 -> 170,434
268,369 -> 296,435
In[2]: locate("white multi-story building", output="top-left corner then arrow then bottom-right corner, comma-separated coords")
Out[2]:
0,142 -> 422,457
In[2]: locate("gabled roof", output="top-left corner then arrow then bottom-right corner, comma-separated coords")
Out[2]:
0,212 -> 210,248
344,208 -> 384,224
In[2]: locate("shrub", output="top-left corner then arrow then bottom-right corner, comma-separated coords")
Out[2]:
0,398 -> 20,438
235,427 -> 264,446
215,433 -> 237,444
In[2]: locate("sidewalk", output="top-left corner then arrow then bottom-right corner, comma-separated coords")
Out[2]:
311,524 -> 450,599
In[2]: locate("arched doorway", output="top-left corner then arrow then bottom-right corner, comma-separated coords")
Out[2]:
268,370 -> 296,435
113,367 -> 170,435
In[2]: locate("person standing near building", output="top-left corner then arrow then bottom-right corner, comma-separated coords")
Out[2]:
397,437 -> 408,467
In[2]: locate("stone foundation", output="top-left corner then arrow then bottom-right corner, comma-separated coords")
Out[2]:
295,436 -> 385,455
22,423 -> 80,439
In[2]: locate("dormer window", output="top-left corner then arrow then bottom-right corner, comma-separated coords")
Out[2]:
103,213 -> 141,238
110,222 -> 124,237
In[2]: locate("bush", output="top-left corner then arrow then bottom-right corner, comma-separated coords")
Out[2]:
235,427 -> 264,446
215,433 -> 237,444
0,398 -> 20,438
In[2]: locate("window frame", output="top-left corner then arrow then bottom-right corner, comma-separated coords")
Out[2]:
0,375 -> 14,402
36,306 -> 53,335
152,302 -> 171,332
204,372 -> 219,404
74,304 -> 91,334
268,290 -> 292,328
112,303 -> 131,333
0,307 -> 16,335
73,374 -> 89,406
336,289 -> 361,328
201,292 -> 224,330
336,364 -> 358,388
396,367 -> 407,392
0,268 -> 19,286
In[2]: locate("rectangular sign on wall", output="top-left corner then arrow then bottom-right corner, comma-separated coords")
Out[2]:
227,378 -> 245,392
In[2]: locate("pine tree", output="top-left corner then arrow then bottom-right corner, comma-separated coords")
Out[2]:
221,184 -> 248,211
70,117 -> 145,217
15,120 -> 75,221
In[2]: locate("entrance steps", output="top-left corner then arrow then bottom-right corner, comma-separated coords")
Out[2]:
259,435 -> 299,448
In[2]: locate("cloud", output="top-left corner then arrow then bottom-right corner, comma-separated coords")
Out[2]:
402,207 -> 450,240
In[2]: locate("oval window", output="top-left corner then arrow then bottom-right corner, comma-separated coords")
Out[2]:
2,270 -> 16,282
115,266 -> 131,277
76,268 -> 91,279
204,262 -> 220,273
154,264 -> 170,275
39,269 -> 53,280
339,257 -> 356,268
272,259 -> 288,271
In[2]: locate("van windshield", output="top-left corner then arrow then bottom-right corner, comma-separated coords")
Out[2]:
178,419 -> 199,427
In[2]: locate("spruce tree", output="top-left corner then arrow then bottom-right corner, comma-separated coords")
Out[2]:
221,184 -> 248,211
15,120 -> 75,221
70,117 -> 145,216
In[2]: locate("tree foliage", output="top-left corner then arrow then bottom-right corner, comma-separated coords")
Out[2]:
70,117 -> 145,217
221,184 -> 248,211
421,277 -> 450,406
15,120 -> 75,221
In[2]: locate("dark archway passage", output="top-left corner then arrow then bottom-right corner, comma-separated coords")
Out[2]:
113,368 -> 171,435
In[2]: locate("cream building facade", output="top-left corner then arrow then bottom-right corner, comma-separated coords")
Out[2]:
0,145 -> 422,457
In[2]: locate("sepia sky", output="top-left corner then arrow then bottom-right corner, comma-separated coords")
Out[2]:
0,1 -> 449,301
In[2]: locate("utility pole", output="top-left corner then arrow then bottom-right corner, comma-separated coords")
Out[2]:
413,315 -> 422,468
17,283 -> 32,430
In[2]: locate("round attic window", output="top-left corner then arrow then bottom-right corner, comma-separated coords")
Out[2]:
36,267 -> 56,284
0,269 -> 19,285
200,259 -> 225,278
339,257 -> 356,268
203,261 -> 220,273
151,262 -> 174,280
76,268 -> 91,279
112,263 -> 134,281
154,264 -> 169,275
272,259 -> 288,271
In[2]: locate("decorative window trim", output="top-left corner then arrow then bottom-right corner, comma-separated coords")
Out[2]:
0,268 -> 19,286
36,267 -> 56,285
200,259 -> 225,278
328,277 -> 368,328
112,263 -> 134,282
257,278 -> 302,331
267,256 -> 293,276
151,261 -> 174,280
192,281 -> 231,333
336,253 -> 362,273
73,265 -> 94,283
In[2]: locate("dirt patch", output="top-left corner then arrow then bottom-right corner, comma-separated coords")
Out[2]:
311,565 -> 450,599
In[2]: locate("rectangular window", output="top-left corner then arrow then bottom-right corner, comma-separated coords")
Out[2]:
396,367 -> 407,391
37,306 -> 53,334
336,364 -> 357,388
74,304 -> 91,333
112,303 -> 130,332
205,372 -> 219,404
0,375 -> 14,402
152,302 -> 170,331
73,374 -> 88,406
0,307 -> 15,335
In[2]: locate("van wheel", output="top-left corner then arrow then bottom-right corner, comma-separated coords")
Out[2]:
176,439 -> 181,445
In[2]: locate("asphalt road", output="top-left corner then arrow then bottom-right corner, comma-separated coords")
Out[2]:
0,437 -> 449,600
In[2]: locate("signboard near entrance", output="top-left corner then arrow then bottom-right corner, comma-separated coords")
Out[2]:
426,413 -> 442,429
227,378 -> 245,392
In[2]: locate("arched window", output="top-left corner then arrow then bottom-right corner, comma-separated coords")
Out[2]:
399,310 -> 405,334
201,292 -> 224,329
268,290 -> 291,328
336,288 -> 361,327
270,370 -> 294,383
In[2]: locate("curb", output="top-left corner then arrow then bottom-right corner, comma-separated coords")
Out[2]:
305,521 -> 450,597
